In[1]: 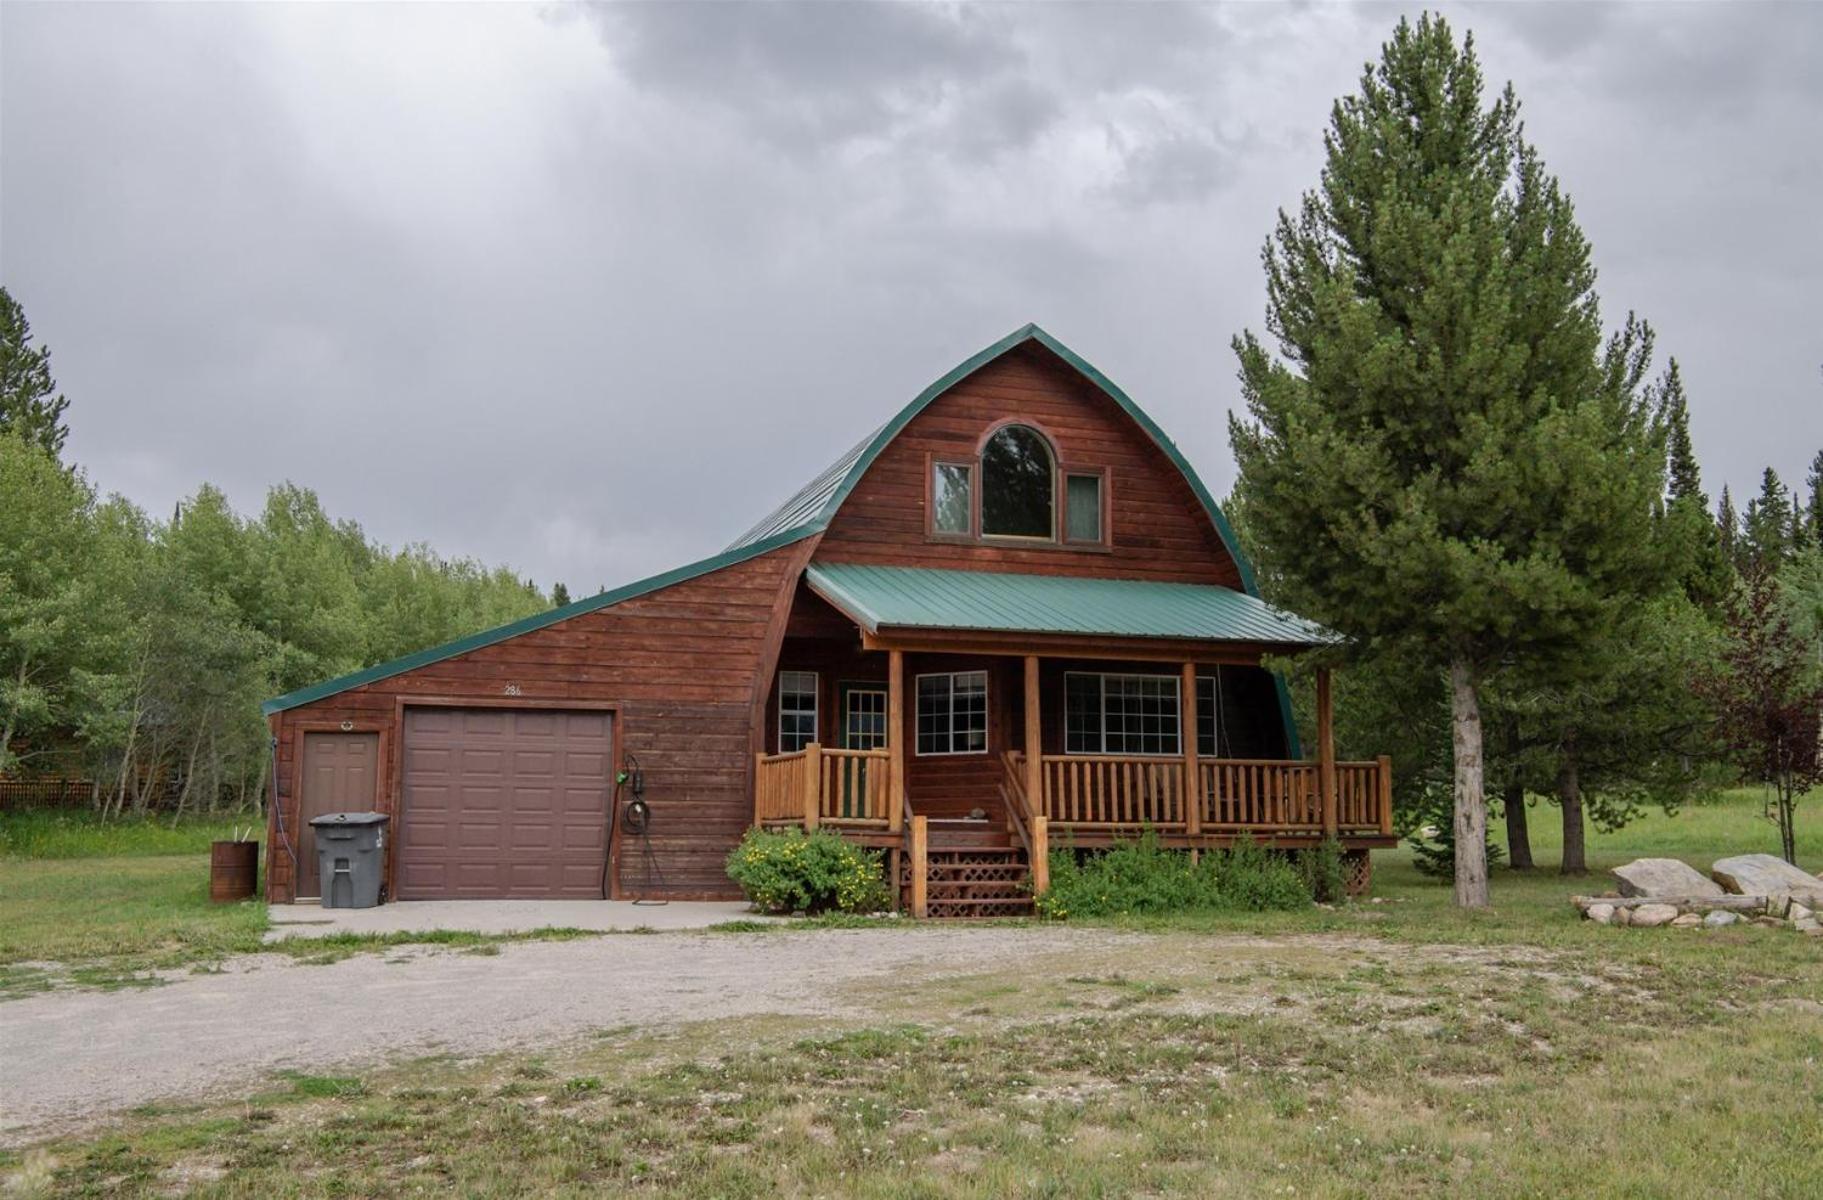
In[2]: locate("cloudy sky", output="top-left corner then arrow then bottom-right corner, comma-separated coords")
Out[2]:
4,2 -> 1819,594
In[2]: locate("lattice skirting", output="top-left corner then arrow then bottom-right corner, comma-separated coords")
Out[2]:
1342,849 -> 1373,897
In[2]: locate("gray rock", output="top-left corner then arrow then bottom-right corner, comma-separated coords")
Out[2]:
1795,917 -> 1821,935
1670,913 -> 1704,928
1585,903 -> 1615,925
1711,854 -> 1823,902
1702,910 -> 1740,928
1611,858 -> 1724,899
1790,903 -> 1814,923
1630,903 -> 1680,928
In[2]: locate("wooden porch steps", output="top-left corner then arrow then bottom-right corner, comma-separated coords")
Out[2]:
904,820 -> 1033,919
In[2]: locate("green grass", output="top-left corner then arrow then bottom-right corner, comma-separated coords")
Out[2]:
0,810 -> 256,860
2,789 -> 1820,1196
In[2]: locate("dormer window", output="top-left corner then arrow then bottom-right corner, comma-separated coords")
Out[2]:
981,424 -> 1054,539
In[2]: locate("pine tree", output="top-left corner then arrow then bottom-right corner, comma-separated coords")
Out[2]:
550,582 -> 572,608
1806,449 -> 1823,551
1718,485 -> 1740,566
1655,362 -> 1733,607
1229,14 -> 1668,907
1661,361 -> 1705,507
0,288 -> 70,459
1742,467 -> 1794,572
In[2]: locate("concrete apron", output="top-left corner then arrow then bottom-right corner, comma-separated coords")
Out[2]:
264,899 -> 772,941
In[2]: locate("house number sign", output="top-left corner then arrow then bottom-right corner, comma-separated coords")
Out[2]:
503,683 -> 522,696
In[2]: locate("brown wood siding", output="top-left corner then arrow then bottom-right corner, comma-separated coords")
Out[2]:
815,342 -> 1242,586
266,542 -> 804,903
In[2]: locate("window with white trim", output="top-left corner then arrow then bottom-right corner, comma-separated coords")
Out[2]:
777,671 -> 818,752
916,671 -> 987,755
1064,672 -> 1180,756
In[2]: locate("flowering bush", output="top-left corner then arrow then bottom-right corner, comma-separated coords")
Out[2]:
725,828 -> 892,915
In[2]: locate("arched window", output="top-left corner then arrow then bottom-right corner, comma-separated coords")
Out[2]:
981,424 -> 1055,538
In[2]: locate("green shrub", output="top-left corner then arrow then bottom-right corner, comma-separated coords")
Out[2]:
1035,832 -> 1312,919
725,828 -> 892,915
1298,838 -> 1347,904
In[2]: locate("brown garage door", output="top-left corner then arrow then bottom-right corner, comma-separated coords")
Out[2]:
397,707 -> 614,900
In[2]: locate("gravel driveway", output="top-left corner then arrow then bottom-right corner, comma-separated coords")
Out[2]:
0,927 -> 1129,1145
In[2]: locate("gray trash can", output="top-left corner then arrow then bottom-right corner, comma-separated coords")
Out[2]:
309,812 -> 389,909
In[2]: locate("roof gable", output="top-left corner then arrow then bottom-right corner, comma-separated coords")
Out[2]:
729,323 -> 1263,596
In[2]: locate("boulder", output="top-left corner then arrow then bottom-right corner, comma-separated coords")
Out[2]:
1611,858 -> 1724,899
1670,913 -> 1704,928
1711,854 -> 1823,903
1795,917 -> 1822,936
1630,903 -> 1680,928
1702,910 -> 1740,928
1585,903 -> 1615,925
1790,903 -> 1815,923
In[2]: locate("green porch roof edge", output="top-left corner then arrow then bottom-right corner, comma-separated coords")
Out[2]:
260,525 -> 815,716
734,321 -> 1299,754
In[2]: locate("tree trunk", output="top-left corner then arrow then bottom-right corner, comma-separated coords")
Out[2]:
1449,658 -> 1490,908
1558,738 -> 1586,876
1503,716 -> 1533,870
1777,776 -> 1798,865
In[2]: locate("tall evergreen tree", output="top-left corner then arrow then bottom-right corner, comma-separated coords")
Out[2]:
1742,467 -> 1794,572
1661,361 -> 1704,507
0,288 -> 70,459
1229,14 -> 1667,907
1717,485 -> 1740,567
1655,363 -> 1733,607
1803,448 -> 1823,551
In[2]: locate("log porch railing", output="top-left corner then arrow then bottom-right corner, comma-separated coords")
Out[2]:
1006,750 -> 1392,840
754,744 -> 894,830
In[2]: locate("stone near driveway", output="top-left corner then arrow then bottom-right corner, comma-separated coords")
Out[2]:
1670,913 -> 1704,928
1611,858 -> 1724,899
1710,854 -> 1823,903
1702,910 -> 1740,928
1630,903 -> 1680,928
1584,903 -> 1616,925
1790,903 -> 1814,923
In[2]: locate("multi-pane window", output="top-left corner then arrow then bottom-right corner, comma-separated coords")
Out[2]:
1065,472 -> 1103,543
932,462 -> 973,535
916,671 -> 988,755
843,688 -> 888,750
1064,673 -> 1180,756
777,671 -> 818,752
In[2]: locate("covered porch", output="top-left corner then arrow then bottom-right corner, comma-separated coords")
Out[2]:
753,564 -> 1394,915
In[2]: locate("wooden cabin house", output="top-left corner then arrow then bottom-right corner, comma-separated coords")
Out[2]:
263,325 -> 1393,916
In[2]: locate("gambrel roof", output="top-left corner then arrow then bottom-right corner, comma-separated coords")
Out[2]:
729,323 -> 1262,594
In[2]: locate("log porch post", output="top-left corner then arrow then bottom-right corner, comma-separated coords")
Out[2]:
888,649 -> 905,834
802,742 -> 822,830
1030,815 -> 1049,898
1317,667 -> 1337,839
1023,655 -> 1042,816
1377,754 -> 1394,837
910,814 -> 929,918
1182,662 -> 1200,836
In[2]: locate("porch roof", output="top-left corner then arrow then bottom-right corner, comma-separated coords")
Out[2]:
803,563 -> 1338,647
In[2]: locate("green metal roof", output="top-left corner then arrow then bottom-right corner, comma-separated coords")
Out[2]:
805,563 -> 1337,646
261,526 -> 813,716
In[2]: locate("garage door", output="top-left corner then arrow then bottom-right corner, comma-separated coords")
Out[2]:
397,707 -> 614,899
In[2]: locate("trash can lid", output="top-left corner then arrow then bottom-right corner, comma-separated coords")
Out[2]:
307,811 -> 390,828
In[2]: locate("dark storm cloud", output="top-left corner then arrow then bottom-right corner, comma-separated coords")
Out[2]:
2,2 -> 1817,596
